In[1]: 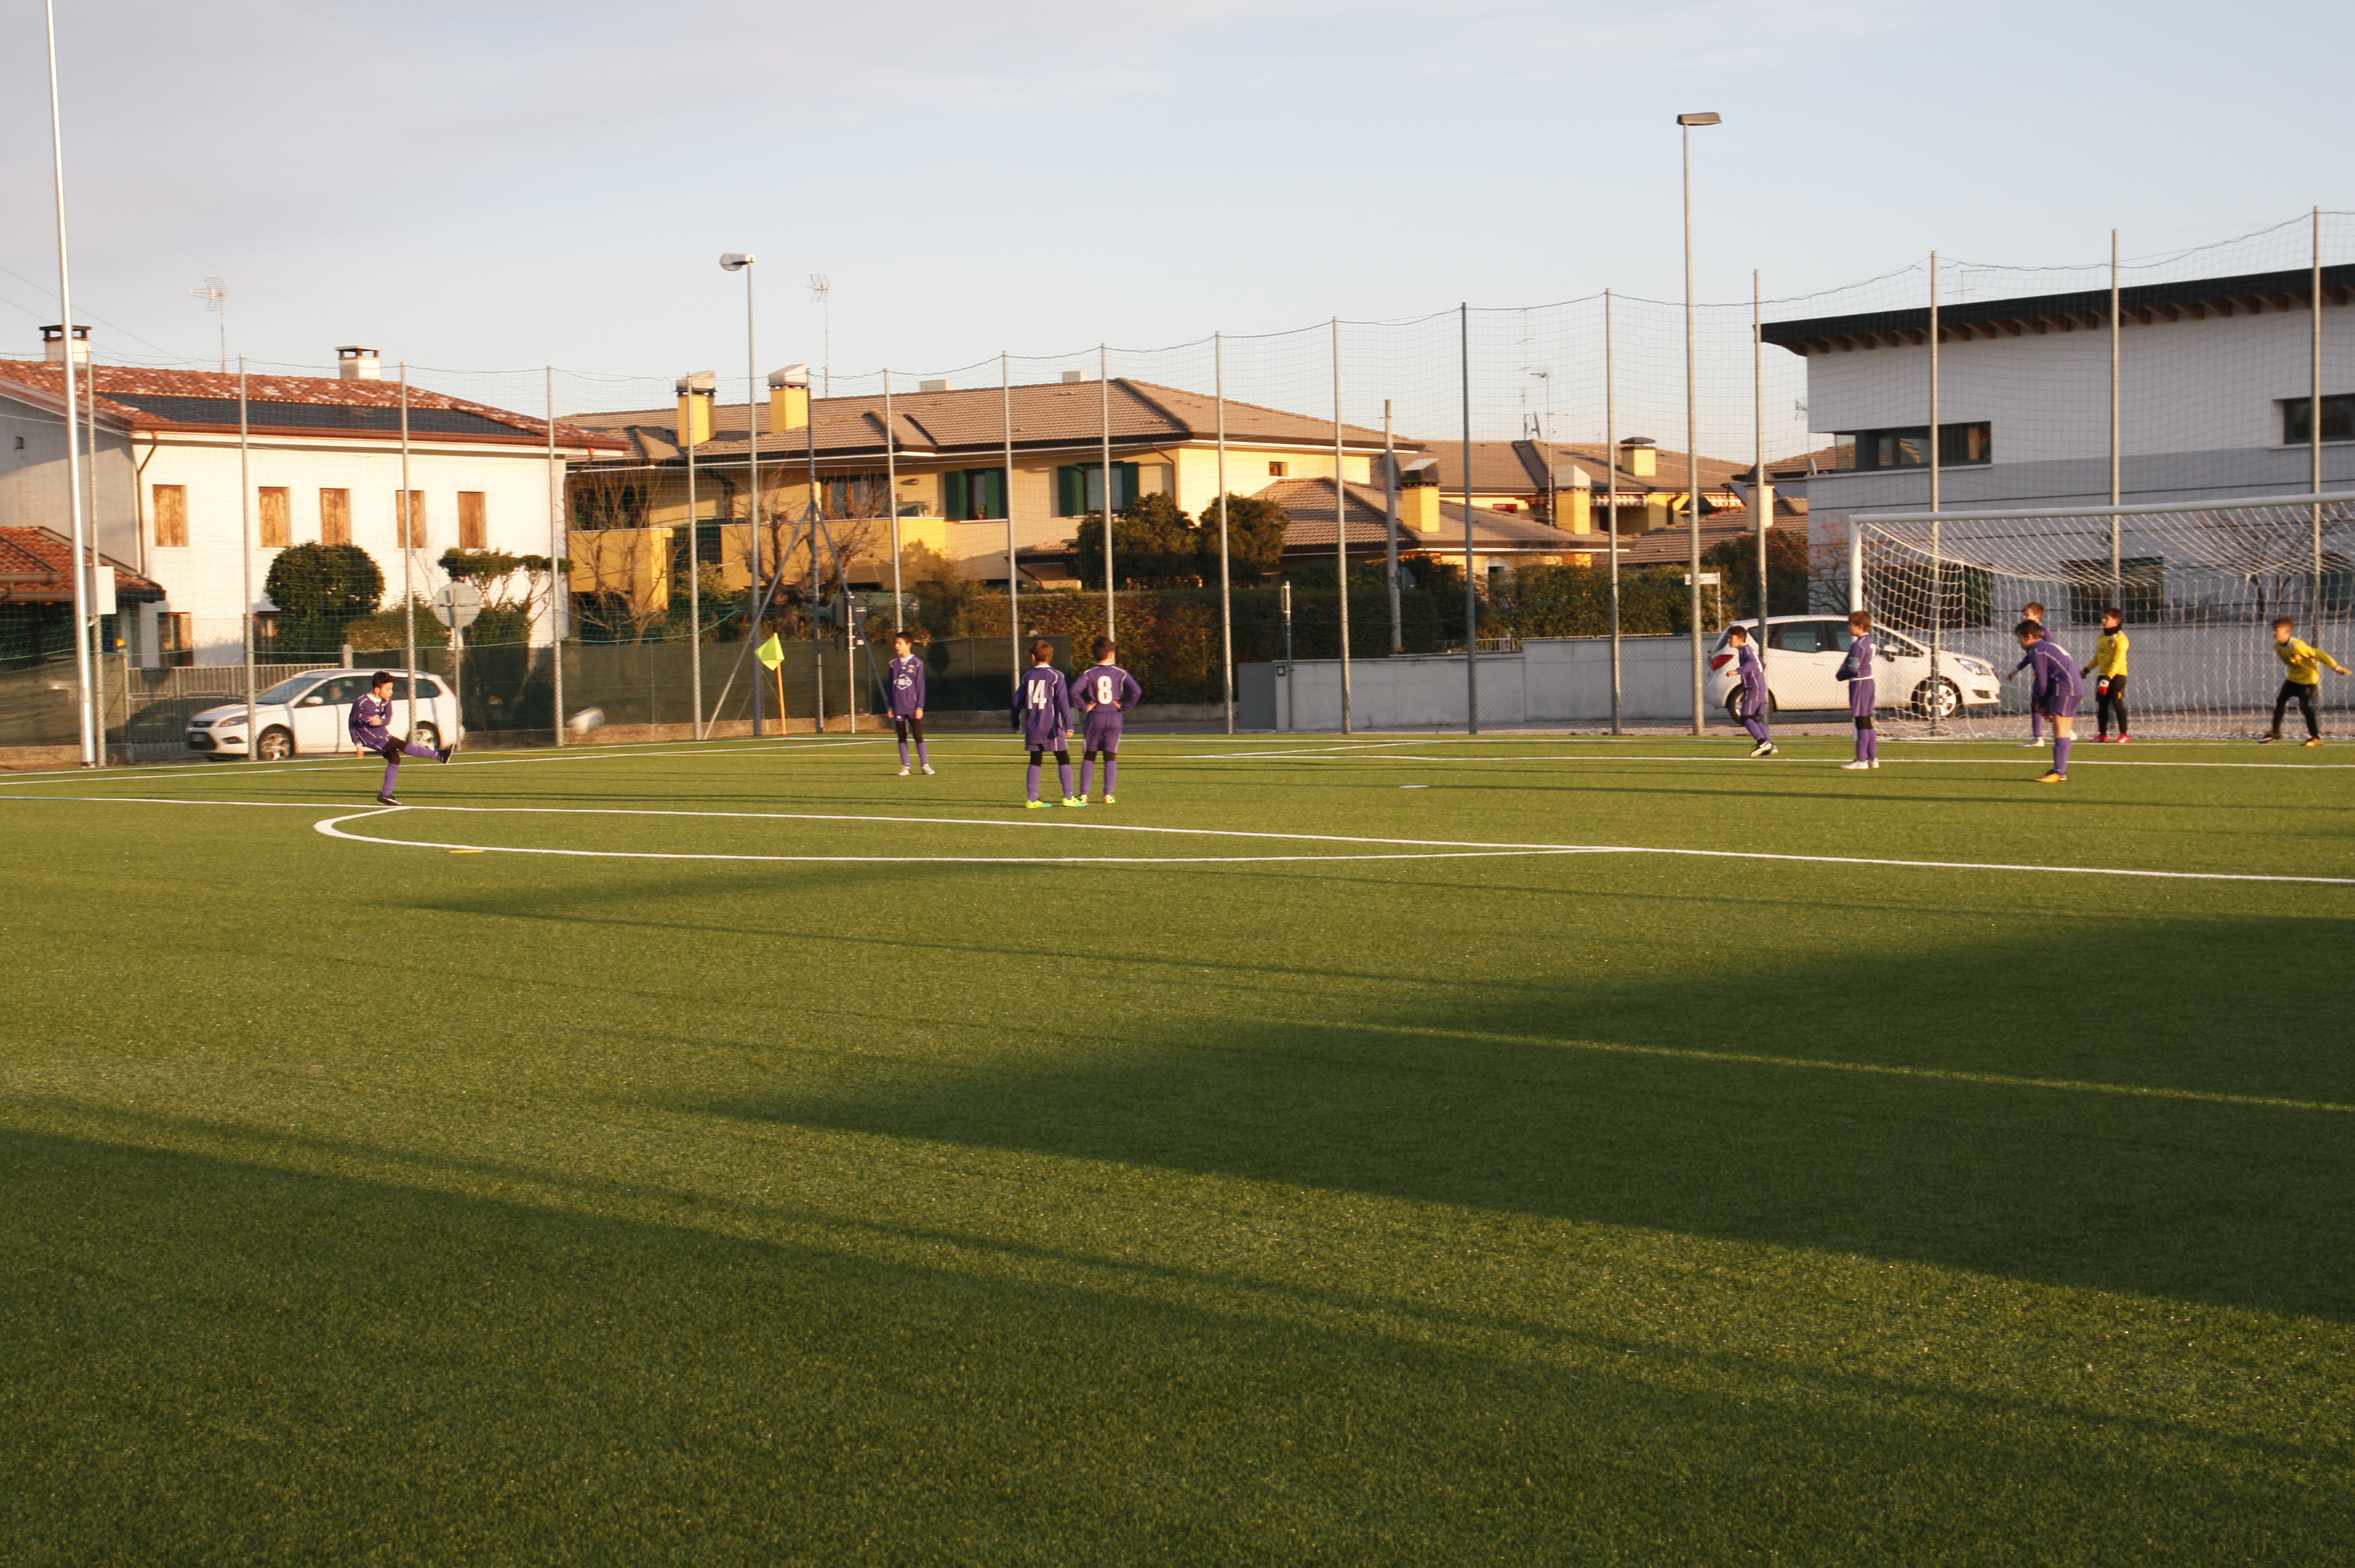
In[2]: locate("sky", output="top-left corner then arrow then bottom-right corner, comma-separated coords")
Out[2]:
0,0 -> 2348,445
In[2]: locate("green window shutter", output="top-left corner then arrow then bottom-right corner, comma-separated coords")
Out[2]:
1056,466 -> 1083,517
981,468 -> 1005,519
1115,463 -> 1139,510
943,470 -> 968,520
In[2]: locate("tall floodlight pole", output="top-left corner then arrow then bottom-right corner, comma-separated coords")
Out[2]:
1003,352 -> 1020,705
81,361 -> 104,759
1383,400 -> 1402,654
546,368 -> 565,746
2109,230 -> 2124,606
1928,252 -> 1943,737
1607,288 -> 1622,735
1677,111 -> 1721,736
1099,343 -> 1115,638
239,357 -> 256,750
2313,207 -> 2326,612
721,252 -> 764,737
400,365 -> 416,722
681,371 -> 708,737
45,0 -> 95,768
1753,271 -> 1770,705
1215,333 -> 1234,733
1460,302 -> 1479,735
884,368 -> 901,634
1332,317 -> 1352,734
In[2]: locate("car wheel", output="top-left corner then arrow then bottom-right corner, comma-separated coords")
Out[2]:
413,723 -> 441,751
255,726 -> 294,762
1911,677 -> 1961,720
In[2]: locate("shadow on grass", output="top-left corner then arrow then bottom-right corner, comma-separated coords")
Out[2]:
700,911 -> 2355,1324
2,1123 -> 2343,1563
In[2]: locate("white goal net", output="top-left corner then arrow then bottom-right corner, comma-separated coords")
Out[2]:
1850,493 -> 2355,738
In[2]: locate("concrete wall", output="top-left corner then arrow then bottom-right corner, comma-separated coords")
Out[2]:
1240,635 -> 1709,730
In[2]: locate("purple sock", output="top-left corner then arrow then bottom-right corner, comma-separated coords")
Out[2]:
1078,759 -> 1094,796
381,760 -> 400,795
1866,729 -> 1879,761
1058,763 -> 1074,798
2030,714 -> 2043,740
1743,717 -> 1769,744
1104,758 -> 1118,794
1025,763 -> 1040,801
916,740 -> 928,766
2053,737 -> 2072,774
898,737 -> 910,766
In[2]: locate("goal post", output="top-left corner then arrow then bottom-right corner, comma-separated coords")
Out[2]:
1844,491 -> 2355,737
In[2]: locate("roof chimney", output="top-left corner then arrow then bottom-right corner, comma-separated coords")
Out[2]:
1396,457 -> 1443,534
676,370 -> 717,447
767,364 -> 810,433
919,379 -> 953,394
40,325 -> 91,365
1618,437 -> 1657,478
337,345 -> 383,381
1060,371 -> 1084,384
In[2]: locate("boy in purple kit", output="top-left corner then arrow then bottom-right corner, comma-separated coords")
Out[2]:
2016,619 -> 2083,783
1011,639 -> 1076,808
1726,624 -> 1774,757
2006,602 -> 2049,747
885,631 -> 933,776
1071,637 -> 1142,804
1835,610 -> 1879,770
352,670 -> 451,806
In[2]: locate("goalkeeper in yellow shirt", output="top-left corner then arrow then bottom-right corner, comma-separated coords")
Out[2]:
2085,606 -> 2132,743
2265,616 -> 2350,746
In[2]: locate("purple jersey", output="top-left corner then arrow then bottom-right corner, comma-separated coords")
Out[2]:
1013,665 -> 1071,749
1072,664 -> 1141,715
1731,643 -> 1766,717
2026,638 -> 2083,715
885,654 -> 927,717
349,692 -> 395,747
1836,634 -> 1878,717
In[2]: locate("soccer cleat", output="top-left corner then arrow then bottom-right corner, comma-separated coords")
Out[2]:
2260,734 -> 2281,744
437,744 -> 455,763
1063,796 -> 1084,808
1025,798 -> 1049,809
1839,760 -> 1871,770
898,766 -> 911,776
1749,741 -> 1775,757
1103,794 -> 1116,804
1868,759 -> 1881,769
2116,734 -> 2132,744
2022,739 -> 2045,747
2035,770 -> 2066,783
921,765 -> 936,776
2304,737 -> 2324,747
374,793 -> 401,807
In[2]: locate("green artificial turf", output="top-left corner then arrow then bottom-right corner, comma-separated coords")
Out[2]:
1,734 -> 2350,1563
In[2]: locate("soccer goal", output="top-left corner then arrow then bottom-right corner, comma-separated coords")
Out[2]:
1844,492 -> 2355,738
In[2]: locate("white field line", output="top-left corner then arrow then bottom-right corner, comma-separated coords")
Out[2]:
0,738 -> 877,787
16,792 -> 2353,885
1173,752 -> 2355,770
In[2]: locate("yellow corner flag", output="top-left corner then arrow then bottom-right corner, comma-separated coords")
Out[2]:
756,633 -> 784,671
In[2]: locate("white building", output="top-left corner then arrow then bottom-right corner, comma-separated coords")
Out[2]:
1765,262 -> 2353,515
0,336 -> 622,665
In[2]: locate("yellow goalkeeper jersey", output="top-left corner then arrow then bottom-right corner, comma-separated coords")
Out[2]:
2086,631 -> 2128,679
2276,638 -> 2348,685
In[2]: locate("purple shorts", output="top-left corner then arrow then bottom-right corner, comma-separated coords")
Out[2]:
1083,711 -> 1124,753
1847,680 -> 1876,718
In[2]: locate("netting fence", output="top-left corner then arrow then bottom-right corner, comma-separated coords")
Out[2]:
3,208 -> 2350,750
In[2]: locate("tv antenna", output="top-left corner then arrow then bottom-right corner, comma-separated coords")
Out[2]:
188,277 -> 227,371
808,273 -> 831,396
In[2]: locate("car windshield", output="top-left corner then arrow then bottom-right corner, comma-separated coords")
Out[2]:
254,675 -> 324,704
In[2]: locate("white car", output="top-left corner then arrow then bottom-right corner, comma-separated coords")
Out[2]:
1705,615 -> 2003,720
185,669 -> 461,762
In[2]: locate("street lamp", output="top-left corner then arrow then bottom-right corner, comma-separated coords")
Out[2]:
1677,111 -> 1721,736
720,252 -> 766,737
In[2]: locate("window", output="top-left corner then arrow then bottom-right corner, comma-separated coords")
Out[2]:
153,484 -> 188,548
1767,621 -> 1845,654
258,487 -> 291,548
320,488 -> 352,545
158,612 -> 194,667
394,490 -> 426,548
458,490 -> 487,549
1267,461 -> 1289,477
942,468 -> 1007,521
1054,462 -> 1139,517
1840,422 -> 1992,471
2063,556 -> 2164,625
821,474 -> 890,518
2283,395 -> 2354,445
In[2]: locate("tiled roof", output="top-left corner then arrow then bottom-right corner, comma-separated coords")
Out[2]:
0,361 -> 625,451
1406,438 -> 1755,496
0,527 -> 166,603
1260,477 -> 1590,554
569,378 -> 1418,463
1765,442 -> 1854,478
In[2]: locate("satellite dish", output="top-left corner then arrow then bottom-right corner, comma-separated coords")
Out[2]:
430,582 -> 484,629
